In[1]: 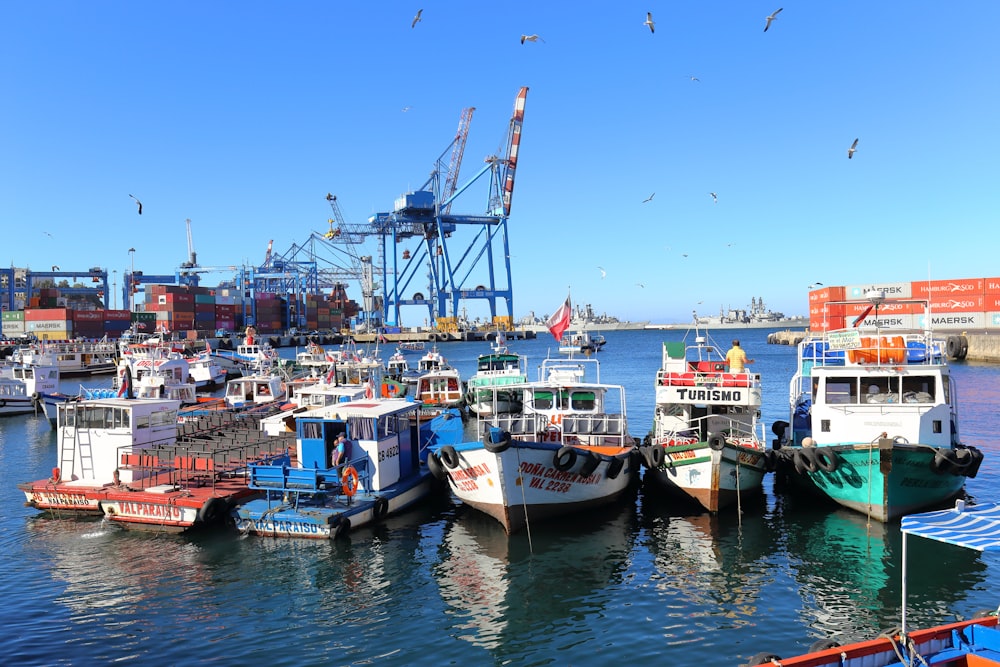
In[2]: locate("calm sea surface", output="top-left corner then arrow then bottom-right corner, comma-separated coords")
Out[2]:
1,328 -> 997,666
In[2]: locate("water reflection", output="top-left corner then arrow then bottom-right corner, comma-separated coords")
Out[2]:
434,494 -> 639,654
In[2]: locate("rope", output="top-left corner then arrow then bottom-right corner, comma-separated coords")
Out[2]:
515,446 -> 533,553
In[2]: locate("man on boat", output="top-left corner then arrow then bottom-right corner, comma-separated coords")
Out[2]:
331,433 -> 350,469
725,339 -> 753,372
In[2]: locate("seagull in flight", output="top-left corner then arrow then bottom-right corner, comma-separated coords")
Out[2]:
709,192 -> 718,203
129,194 -> 143,215
597,266 -> 607,279
401,106 -> 412,112
848,138 -> 859,159
636,282 -> 645,288
681,253 -> 689,258
43,231 -> 53,238
520,34 -> 544,44
411,9 -> 422,28
644,12 -> 655,33
642,192 -> 655,203
764,8 -> 783,32
808,282 -> 824,289
688,75 -> 700,82
51,265 -> 60,271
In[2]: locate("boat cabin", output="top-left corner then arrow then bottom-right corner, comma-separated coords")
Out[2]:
224,375 -> 285,409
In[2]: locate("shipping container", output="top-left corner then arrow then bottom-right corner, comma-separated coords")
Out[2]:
911,278 -> 984,297
105,310 -> 132,321
26,307 -> 71,321
2,320 -> 26,335
984,278 -> 1000,294
1,310 -> 24,321
810,303 -> 846,317
843,301 -> 924,315
927,294 -> 985,313
845,282 -> 912,299
72,310 -> 105,322
914,312 -> 986,330
27,319 -> 73,332
851,314 -> 915,330
809,316 -> 846,331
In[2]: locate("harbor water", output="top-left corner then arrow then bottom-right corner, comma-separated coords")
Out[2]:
1,328 -> 998,666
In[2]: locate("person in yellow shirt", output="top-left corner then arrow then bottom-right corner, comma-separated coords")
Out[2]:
725,339 -> 754,372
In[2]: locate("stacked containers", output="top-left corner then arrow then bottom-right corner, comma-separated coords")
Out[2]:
808,286 -> 846,331
195,291 -> 215,332
2,310 -> 25,338
104,309 -> 132,337
253,292 -> 282,333
131,311 -> 156,333
25,307 -> 73,340
72,310 -> 105,339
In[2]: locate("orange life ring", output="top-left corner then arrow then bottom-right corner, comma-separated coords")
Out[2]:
550,414 -> 563,425
342,466 -> 359,497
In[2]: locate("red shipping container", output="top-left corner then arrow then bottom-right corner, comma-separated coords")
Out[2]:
104,309 -> 132,321
911,278 -> 984,297
810,303 -> 846,317
929,294 -> 985,313
984,277 -> 1000,294
163,293 -> 194,305
810,315 -> 846,331
73,310 -> 105,322
26,307 -> 70,321
808,286 -> 846,304
844,301 -> 923,315
195,303 -> 214,314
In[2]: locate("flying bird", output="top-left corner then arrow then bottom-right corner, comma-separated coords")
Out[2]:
51,265 -> 60,271
520,34 -> 544,44
43,231 -> 53,238
848,138 -> 859,159
688,75 -> 700,82
636,282 -> 645,289
401,106 -> 412,112
129,194 -> 143,215
808,282 -> 824,289
709,192 -> 718,203
642,192 -> 655,203
681,254 -> 689,258
644,12 -> 655,33
411,9 -> 422,28
764,7 -> 783,32
597,266 -> 607,279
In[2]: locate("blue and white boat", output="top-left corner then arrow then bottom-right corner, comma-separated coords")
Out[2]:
232,399 -> 463,539
745,499 -> 1000,666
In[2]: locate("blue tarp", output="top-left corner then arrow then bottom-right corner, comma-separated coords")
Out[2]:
901,501 -> 1000,552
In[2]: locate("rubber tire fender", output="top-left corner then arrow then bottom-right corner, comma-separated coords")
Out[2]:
708,434 -> 727,451
373,496 -> 389,520
197,497 -> 228,527
426,452 -> 448,480
745,652 -> 782,666
807,639 -> 840,653
946,335 -> 961,359
930,448 -> 958,475
330,515 -> 351,539
771,420 -> 789,438
795,447 -> 820,474
649,445 -> 665,468
484,431 -> 511,454
606,456 -> 625,480
553,446 -> 577,472
439,445 -> 460,469
814,447 -> 840,473
578,452 -> 601,478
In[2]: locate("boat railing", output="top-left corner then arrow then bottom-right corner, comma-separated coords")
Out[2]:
247,454 -> 372,501
654,414 -> 763,450
799,331 -> 945,369
656,368 -> 760,388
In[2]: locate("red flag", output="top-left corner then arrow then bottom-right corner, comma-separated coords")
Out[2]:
325,363 -> 337,384
852,304 -> 874,327
545,295 -> 572,342
117,367 -> 132,398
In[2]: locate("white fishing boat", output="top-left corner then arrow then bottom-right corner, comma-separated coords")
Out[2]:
638,329 -> 770,512
15,339 -> 118,376
0,362 -> 59,417
428,356 -> 638,534
558,330 -> 605,355
464,340 -> 527,416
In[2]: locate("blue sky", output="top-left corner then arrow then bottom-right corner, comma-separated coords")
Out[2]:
4,2 -> 999,324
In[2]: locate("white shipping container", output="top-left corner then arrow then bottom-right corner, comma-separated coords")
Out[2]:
27,319 -> 73,332
914,312 -> 986,330
853,314 -> 916,330
988,312 -> 1000,327
2,320 -> 26,335
846,282 -> 912,299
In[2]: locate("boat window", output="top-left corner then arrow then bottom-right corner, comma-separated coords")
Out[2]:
570,391 -> 596,410
825,378 -> 857,404
379,414 -> 398,437
150,410 -> 176,427
863,377 -> 899,403
902,375 -> 935,403
533,390 -> 554,409
135,414 -> 149,429
941,376 -> 951,404
301,421 -> 322,439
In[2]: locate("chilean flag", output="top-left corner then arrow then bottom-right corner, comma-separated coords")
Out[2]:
545,295 -> 572,342
117,366 -> 133,399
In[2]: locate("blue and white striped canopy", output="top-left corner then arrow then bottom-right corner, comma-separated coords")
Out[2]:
902,501 -> 1000,552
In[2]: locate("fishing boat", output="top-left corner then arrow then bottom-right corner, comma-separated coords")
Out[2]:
413,363 -> 465,419
223,371 -> 286,410
743,499 -> 1000,666
381,350 -> 410,398
17,397 -> 293,530
0,362 -> 58,417
558,330 -> 605,355
185,342 -> 226,389
119,353 -> 198,405
232,399 -> 463,539
397,341 -> 426,355
427,356 -> 638,534
15,339 -> 118,376
638,330 -> 771,512
464,340 -> 528,416
772,292 -> 984,522
258,380 -> 370,436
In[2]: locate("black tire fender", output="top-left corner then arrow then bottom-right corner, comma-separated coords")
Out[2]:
946,335 -> 961,359
807,639 -> 840,653
439,445 -> 460,468
606,456 -> 625,479
795,447 -> 820,474
745,652 -> 782,666
330,515 -> 351,539
484,430 -> 511,454
931,448 -> 958,475
373,496 -> 389,520
814,447 -> 840,473
708,434 -> 726,451
427,452 -> 448,480
649,445 -> 665,468
771,420 -> 789,438
578,452 -> 601,478
197,497 -> 228,526
553,446 -> 577,472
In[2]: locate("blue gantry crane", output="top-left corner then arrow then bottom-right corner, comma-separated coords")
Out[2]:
368,86 -> 528,330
